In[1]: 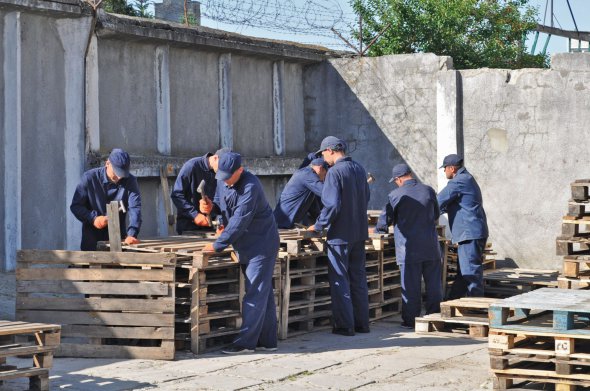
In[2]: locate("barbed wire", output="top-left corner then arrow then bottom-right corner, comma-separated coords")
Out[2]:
200,0 -> 357,46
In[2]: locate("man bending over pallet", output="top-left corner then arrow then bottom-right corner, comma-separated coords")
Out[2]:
203,151 -> 280,354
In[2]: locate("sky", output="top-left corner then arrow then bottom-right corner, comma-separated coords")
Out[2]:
156,0 -> 589,56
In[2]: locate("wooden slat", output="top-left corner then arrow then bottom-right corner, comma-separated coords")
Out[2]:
0,367 -> 48,381
0,344 -> 56,358
61,325 -> 174,339
17,280 -> 170,296
16,297 -> 174,312
16,268 -> 174,282
16,310 -> 174,327
0,323 -> 60,336
57,342 -> 175,360
17,250 -> 175,266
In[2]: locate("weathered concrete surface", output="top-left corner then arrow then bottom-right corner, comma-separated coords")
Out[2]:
460,65 -> 590,268
0,10 -> 6,267
304,54 -> 452,210
551,52 -> 590,71
283,62 -> 305,156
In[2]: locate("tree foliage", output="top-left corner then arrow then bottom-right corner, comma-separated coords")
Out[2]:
102,0 -> 153,18
350,0 -> 547,69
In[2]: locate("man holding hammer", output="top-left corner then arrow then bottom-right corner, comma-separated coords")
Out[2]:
171,149 -> 227,234
70,149 -> 142,251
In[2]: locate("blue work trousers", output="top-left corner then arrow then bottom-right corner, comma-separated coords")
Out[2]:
448,238 -> 487,299
326,241 -> 369,330
232,256 -> 278,349
399,259 -> 442,326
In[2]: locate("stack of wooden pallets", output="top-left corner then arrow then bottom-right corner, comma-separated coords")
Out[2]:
16,250 -> 176,360
415,297 -> 499,338
445,242 -> 497,294
484,268 -> 559,298
0,321 -> 61,391
557,180 -> 590,290
488,288 -> 590,390
365,234 -> 401,320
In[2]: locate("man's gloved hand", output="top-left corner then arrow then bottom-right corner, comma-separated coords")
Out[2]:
215,225 -> 225,238
124,236 -> 140,245
194,213 -> 210,227
93,216 -> 108,229
199,198 -> 213,214
202,243 -> 216,252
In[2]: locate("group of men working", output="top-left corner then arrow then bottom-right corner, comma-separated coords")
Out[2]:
69,136 -> 487,354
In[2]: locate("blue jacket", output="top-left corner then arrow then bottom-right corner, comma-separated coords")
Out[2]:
314,157 -> 370,244
437,167 -> 488,243
274,166 -> 324,229
375,179 -> 440,264
70,167 -> 142,250
213,171 -> 279,262
171,154 -> 217,233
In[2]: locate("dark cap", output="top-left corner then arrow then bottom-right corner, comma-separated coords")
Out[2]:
310,157 -> 326,167
388,163 -> 411,183
439,154 -> 463,168
216,151 -> 242,181
108,148 -> 131,178
215,147 -> 232,156
315,136 -> 347,156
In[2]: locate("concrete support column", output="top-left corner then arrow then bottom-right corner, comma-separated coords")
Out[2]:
272,60 -> 285,156
85,35 -> 100,153
155,45 -> 171,155
219,53 -> 232,149
3,12 -> 22,271
436,70 -> 462,192
57,17 -> 92,250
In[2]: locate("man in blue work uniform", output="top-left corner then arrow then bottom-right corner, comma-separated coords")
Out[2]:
70,149 -> 142,251
374,163 -> 442,328
274,157 -> 327,229
437,154 -> 488,298
202,152 -> 280,354
171,150 -> 225,234
309,136 -> 370,336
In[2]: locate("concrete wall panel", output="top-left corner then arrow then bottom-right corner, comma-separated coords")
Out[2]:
20,13 -> 66,249
283,62 -> 305,157
137,179 -> 160,238
304,54 -> 447,210
98,38 -> 157,154
169,47 -> 219,155
0,10 -> 5,260
231,55 -> 273,156
460,67 -> 590,268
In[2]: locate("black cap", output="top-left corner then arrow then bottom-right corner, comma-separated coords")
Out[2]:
388,163 -> 411,183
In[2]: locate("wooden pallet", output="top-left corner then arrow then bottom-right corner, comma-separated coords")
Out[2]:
278,229 -> 326,256
571,180 -> 590,202
489,327 -> 590,390
415,313 -> 489,338
491,372 -> 590,390
0,321 -> 61,391
557,235 -> 590,256
484,268 -> 559,298
440,297 -> 500,320
16,250 -> 176,360
488,288 -> 590,334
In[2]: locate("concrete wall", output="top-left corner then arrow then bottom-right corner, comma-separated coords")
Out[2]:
0,10 -> 4,264
304,54 -> 450,210
460,58 -> 590,268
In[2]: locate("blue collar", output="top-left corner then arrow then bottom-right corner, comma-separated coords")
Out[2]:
401,178 -> 417,187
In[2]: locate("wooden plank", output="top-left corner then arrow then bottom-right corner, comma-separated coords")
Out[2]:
0,345 -> 57,358
0,367 -> 48,381
16,297 -> 174,312
0,323 -> 61,336
16,310 -> 174,327
61,325 -> 174,339
57,342 -> 175,360
16,280 -> 170,296
16,268 -> 174,282
17,250 -> 175,266
107,200 -> 122,252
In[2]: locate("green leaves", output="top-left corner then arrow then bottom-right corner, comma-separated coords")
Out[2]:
351,0 -> 547,69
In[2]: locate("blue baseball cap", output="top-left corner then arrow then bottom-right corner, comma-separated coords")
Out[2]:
310,157 -> 326,167
108,148 -> 131,178
389,163 -> 411,183
439,154 -> 463,168
216,151 -> 242,181
315,136 -> 347,156
215,147 -> 232,156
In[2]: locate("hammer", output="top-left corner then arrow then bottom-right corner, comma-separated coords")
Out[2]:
196,179 -> 213,227
367,172 -> 375,184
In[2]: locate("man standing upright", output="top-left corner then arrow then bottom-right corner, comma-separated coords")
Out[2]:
374,163 -> 442,328
274,157 -> 327,229
70,149 -> 142,250
437,154 -> 488,298
309,136 -> 370,336
202,152 -> 280,354
171,151 -> 224,234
